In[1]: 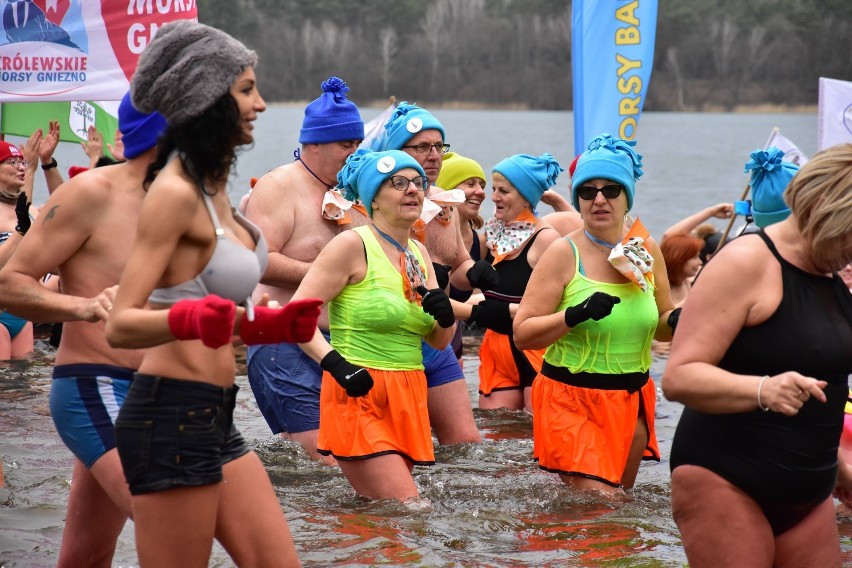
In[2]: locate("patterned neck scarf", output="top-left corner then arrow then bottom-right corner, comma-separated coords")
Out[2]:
484,208 -> 538,264
372,225 -> 426,304
606,218 -> 655,292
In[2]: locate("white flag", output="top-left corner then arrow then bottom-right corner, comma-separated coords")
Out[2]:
818,77 -> 852,150
764,128 -> 808,166
361,97 -> 397,151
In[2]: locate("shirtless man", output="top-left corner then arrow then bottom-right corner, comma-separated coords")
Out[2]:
0,93 -> 166,567
245,77 -> 366,463
378,102 -> 498,444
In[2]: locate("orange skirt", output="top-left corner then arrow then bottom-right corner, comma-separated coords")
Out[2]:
478,329 -> 545,396
531,373 -> 660,486
317,368 -> 434,465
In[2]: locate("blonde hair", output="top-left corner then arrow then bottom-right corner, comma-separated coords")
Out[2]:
784,143 -> 852,271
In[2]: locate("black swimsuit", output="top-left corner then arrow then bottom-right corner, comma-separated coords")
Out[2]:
483,229 -> 551,390
669,230 -> 852,534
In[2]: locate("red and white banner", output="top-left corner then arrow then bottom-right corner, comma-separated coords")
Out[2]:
0,0 -> 197,102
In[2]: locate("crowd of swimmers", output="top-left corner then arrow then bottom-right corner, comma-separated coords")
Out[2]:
0,21 -> 850,568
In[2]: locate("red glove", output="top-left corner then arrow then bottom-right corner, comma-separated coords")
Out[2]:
239,298 -> 322,345
167,295 -> 236,349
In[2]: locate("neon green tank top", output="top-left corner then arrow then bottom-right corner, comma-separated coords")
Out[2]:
543,238 -> 658,374
329,226 -> 436,370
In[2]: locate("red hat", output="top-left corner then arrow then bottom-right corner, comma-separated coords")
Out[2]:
68,166 -> 89,178
0,141 -> 23,163
568,154 -> 581,177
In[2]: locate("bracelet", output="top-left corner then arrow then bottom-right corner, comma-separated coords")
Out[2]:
41,157 -> 58,170
757,375 -> 770,412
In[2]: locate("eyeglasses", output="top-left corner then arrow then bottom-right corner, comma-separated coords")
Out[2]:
401,142 -> 450,156
2,159 -> 27,169
576,184 -> 623,201
388,174 -> 429,192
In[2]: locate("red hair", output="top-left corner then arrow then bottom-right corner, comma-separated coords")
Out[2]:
660,233 -> 703,286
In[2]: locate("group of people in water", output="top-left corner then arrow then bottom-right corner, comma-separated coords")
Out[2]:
0,21 -> 850,568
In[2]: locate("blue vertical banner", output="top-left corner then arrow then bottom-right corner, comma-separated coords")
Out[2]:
572,0 -> 658,154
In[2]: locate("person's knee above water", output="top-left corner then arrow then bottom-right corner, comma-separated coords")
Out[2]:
663,144 -> 852,567
292,148 -> 457,501
378,101 -> 489,444
468,152 -> 562,412
106,20 -> 311,567
514,133 -> 678,495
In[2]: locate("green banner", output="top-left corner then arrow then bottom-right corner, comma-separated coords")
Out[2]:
1,101 -> 119,157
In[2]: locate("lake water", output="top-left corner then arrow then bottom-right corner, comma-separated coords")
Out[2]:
5,110 -> 850,567
27,108 -> 819,239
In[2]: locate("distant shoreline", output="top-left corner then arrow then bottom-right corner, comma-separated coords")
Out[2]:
268,100 -> 817,113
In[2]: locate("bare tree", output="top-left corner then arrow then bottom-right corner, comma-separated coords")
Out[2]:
379,27 -> 398,95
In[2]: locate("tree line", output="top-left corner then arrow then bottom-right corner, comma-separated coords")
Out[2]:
198,0 -> 851,111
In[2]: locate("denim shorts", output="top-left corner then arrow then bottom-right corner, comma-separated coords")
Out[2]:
115,373 -> 250,496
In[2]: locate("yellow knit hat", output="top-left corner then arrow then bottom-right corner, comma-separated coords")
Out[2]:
436,152 -> 486,190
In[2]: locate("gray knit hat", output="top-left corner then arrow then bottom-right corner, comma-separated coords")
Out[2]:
131,21 -> 257,125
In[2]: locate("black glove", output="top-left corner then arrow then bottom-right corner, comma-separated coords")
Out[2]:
468,299 -> 513,335
416,286 -> 455,328
432,262 -> 451,290
320,350 -> 373,397
667,307 -> 682,334
15,193 -> 31,235
563,292 -> 621,328
466,259 -> 499,291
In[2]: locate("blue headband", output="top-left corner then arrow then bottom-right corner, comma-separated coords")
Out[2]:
337,149 -> 426,216
118,91 -> 167,159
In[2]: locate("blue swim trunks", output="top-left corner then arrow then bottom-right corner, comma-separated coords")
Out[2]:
247,329 -> 330,435
0,310 -> 28,339
49,364 -> 134,469
423,341 -> 465,388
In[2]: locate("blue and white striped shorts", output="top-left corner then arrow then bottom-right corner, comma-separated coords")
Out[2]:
49,364 -> 134,468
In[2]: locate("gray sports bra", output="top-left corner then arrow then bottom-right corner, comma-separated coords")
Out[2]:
148,192 -> 268,307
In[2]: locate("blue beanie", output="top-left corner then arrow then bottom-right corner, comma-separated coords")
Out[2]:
299,77 -> 365,144
337,148 -> 426,217
378,101 -> 445,151
745,146 -> 799,228
118,91 -> 167,160
493,153 -> 563,207
571,133 -> 644,211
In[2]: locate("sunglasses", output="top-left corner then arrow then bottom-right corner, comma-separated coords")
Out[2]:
576,184 -> 623,201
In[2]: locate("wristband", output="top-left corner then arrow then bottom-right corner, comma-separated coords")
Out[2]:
41,157 -> 58,170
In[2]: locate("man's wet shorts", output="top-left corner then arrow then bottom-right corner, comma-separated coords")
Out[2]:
423,341 -> 465,388
247,329 -> 330,435
49,364 -> 134,469
114,373 -> 250,496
